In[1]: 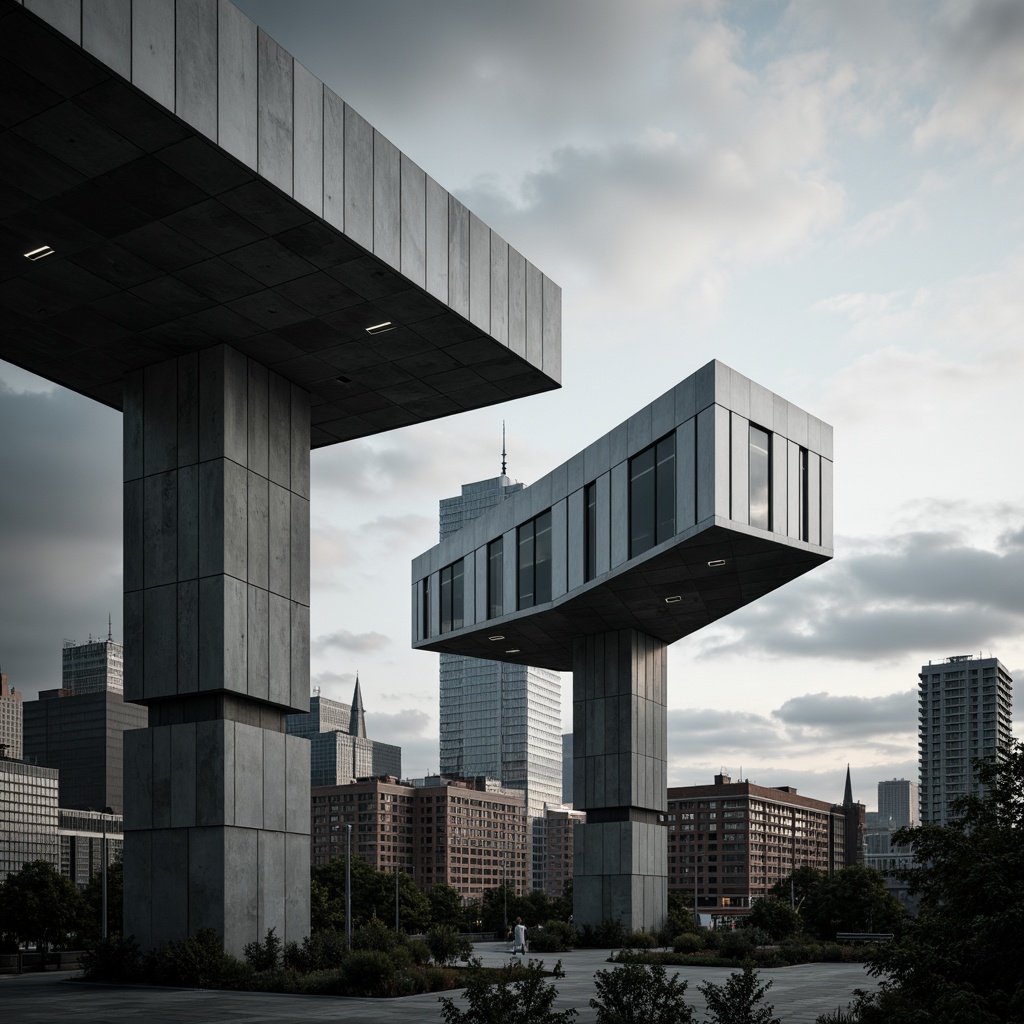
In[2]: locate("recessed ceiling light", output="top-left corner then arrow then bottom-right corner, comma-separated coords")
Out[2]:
24,245 -> 55,261
664,595 -> 682,604
336,375 -> 353,384
366,321 -> 395,335
505,648 -> 520,654
488,635 -> 505,641
708,559 -> 726,568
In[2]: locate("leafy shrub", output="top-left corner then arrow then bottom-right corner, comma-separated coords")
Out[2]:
815,1007 -> 857,1024
440,958 -> 577,1024
243,927 -> 282,972
578,918 -> 627,948
407,937 -> 431,965
698,962 -> 780,1024
142,928 -> 251,989
719,929 -> 756,959
530,919 -> 577,953
337,949 -> 396,996
779,939 -> 819,964
672,933 -> 703,954
79,934 -> 143,982
622,929 -> 657,950
427,923 -> 473,965
735,926 -> 772,947
701,929 -> 723,951
352,916 -> 405,954
283,928 -> 348,972
820,943 -> 843,962
591,961 -> 695,1023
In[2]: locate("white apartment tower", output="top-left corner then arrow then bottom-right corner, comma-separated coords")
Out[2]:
437,469 -> 563,891
876,778 -> 918,830
918,655 -> 1013,826
61,625 -> 123,695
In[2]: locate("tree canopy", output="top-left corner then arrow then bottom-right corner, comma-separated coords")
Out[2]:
862,739 -> 1024,1023
0,860 -> 85,955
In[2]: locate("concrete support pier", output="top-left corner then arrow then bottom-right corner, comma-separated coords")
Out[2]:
572,629 -> 668,932
122,345 -> 311,955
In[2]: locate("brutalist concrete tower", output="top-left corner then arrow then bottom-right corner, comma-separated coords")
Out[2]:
413,362 -> 833,930
0,0 -> 560,954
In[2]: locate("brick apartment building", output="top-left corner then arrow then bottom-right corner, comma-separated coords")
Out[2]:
311,775 -> 529,901
665,773 -> 852,924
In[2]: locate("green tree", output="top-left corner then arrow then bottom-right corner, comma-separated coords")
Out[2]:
480,884 -> 529,933
803,866 -> 904,941
747,896 -> 800,941
551,878 -> 573,923
429,882 -> 465,929
80,857 -> 123,941
862,740 -> 1024,1023
0,860 -> 85,963
769,866 -> 825,911
312,856 -> 428,932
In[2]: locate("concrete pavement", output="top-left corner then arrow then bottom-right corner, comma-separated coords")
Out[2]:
0,942 -> 880,1023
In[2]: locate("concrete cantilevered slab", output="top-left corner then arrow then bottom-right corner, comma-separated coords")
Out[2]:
0,0 -> 561,955
412,361 -> 833,930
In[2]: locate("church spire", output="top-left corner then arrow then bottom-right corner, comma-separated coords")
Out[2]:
843,764 -> 854,806
349,673 -> 366,738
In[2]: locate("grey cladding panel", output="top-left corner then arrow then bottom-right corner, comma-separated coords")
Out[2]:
132,0 -> 174,108
730,412 -> 748,525
508,247 -> 526,358
787,440 -> 800,540
25,0 -> 81,42
322,88 -> 344,230
83,0 -> 131,81
343,104 -> 373,250
373,131 -> 401,270
293,62 -> 323,215
526,262 -> 542,368
175,0 -> 217,141
218,0 -> 258,170
400,155 -> 426,287
596,472 -> 611,577
425,176 -> 448,301
610,462 -> 627,569
676,417 -> 696,530
542,275 -> 562,382
771,433 -> 788,536
713,405 -> 730,518
696,407 -> 715,522
821,458 -> 834,548
808,452 -> 821,546
469,213 -> 489,331
448,197 -> 470,318
257,30 -> 294,194
551,498 -> 567,599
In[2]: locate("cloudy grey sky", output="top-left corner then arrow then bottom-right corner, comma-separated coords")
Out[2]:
3,0 -> 1023,811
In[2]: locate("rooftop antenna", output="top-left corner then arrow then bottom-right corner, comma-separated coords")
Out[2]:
107,613 -> 113,643
501,421 -> 507,477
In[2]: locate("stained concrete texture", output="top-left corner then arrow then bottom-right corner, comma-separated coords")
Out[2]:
0,944 -> 882,1024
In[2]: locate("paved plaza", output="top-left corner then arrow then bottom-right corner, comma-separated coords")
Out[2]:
0,942 -> 880,1023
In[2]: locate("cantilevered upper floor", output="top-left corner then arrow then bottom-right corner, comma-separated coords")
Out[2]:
412,361 -> 833,671
0,0 -> 560,445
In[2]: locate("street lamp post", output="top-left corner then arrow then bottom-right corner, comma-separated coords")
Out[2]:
345,824 -> 352,947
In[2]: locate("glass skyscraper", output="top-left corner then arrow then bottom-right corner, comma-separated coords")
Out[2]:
438,473 -> 563,891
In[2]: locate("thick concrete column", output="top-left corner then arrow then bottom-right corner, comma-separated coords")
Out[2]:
122,345 -> 311,956
572,629 -> 667,932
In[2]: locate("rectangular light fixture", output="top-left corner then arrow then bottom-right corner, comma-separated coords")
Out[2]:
488,635 -> 505,641
708,559 -> 726,567
24,245 -> 55,261
664,595 -> 682,604
505,648 -> 520,654
365,321 -> 395,335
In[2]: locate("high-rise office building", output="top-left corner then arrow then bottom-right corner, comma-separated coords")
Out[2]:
1,671 -> 23,760
918,655 -> 1013,825
286,679 -> 401,787
437,471 -> 563,891
22,635 -> 147,813
61,630 -> 123,695
0,753 -> 59,878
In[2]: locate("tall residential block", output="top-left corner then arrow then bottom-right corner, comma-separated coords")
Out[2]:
918,655 -> 1013,825
876,778 -> 918,829
437,473 -> 562,892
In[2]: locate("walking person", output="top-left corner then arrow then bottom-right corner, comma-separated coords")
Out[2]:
512,916 -> 528,956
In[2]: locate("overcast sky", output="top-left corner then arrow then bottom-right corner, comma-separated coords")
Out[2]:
3,0 -> 1023,811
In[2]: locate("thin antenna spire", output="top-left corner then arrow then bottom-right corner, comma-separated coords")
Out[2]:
107,612 -> 113,642
501,421 -> 507,476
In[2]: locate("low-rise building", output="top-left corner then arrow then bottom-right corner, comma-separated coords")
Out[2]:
542,806 -> 585,897
58,808 -> 123,888
311,775 -> 529,901
0,754 -> 59,878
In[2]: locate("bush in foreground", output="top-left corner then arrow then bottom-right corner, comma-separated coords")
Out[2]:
591,961 -> 694,1024
440,958 -> 577,1024
698,961 -> 780,1024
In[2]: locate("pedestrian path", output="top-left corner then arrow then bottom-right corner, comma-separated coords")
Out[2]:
0,942 -> 880,1023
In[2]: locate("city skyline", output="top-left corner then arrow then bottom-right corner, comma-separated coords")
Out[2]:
2,0 -> 1022,812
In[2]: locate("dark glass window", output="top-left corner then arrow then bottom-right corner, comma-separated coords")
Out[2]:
798,447 -> 809,541
422,576 -> 431,637
584,482 -> 597,582
630,433 -> 676,557
518,510 -> 552,610
749,424 -> 770,531
487,538 -> 503,618
439,559 -> 464,633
